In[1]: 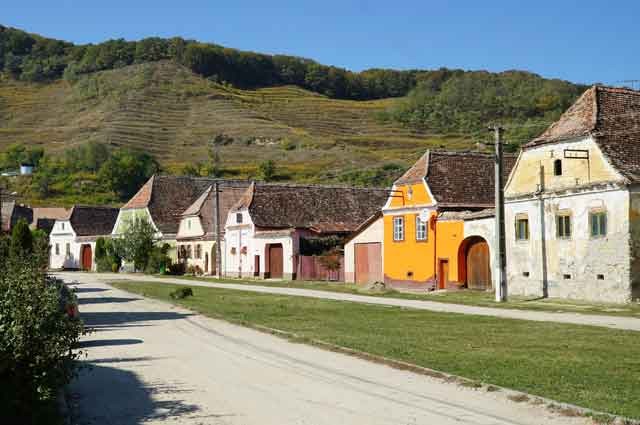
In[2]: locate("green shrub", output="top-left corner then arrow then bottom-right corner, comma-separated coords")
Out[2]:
0,238 -> 84,423
169,287 -> 194,299
94,237 -> 122,273
10,218 -> 33,257
145,243 -> 172,274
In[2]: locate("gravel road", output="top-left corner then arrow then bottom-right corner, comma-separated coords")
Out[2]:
66,275 -> 594,425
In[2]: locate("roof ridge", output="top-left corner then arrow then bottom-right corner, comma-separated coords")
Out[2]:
594,84 -> 640,95
253,182 -> 390,191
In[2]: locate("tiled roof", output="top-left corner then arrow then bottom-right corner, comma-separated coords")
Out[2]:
69,206 -> 119,237
394,150 -> 516,207
179,182 -> 251,239
123,175 -> 252,235
1,201 -> 33,232
32,207 -> 72,233
233,183 -> 389,233
526,85 -> 640,182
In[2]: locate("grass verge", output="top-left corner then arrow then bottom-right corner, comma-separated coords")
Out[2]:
158,274 -> 640,318
113,280 -> 640,419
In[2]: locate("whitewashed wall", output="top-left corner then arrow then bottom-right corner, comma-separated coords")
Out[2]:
49,220 -> 79,269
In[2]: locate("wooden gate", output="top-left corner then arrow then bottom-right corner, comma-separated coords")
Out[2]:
268,244 -> 283,279
81,244 -> 92,271
438,259 -> 449,289
354,243 -> 382,285
466,239 -> 491,290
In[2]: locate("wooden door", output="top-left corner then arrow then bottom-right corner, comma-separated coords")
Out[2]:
467,240 -> 491,290
268,244 -> 283,279
81,245 -> 92,271
354,243 -> 382,285
438,259 -> 449,289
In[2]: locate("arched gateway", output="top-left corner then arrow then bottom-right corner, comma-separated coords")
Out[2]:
458,236 -> 492,290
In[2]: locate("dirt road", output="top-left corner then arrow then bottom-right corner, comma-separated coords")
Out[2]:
67,275 -> 593,425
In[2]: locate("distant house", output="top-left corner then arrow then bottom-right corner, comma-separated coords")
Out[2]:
344,212 -> 384,285
31,207 -> 72,233
223,183 -> 388,280
381,150 -> 515,291
1,200 -> 33,234
49,206 -> 119,270
505,85 -> 640,303
19,163 -> 35,175
176,182 -> 251,275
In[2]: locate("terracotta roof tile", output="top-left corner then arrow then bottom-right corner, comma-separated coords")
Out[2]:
233,183 -> 389,233
526,85 -> 640,182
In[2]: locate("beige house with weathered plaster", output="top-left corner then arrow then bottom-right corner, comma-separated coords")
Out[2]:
505,85 -> 640,303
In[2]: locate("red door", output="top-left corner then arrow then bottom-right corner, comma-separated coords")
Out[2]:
81,245 -> 92,271
354,243 -> 382,285
268,244 -> 283,279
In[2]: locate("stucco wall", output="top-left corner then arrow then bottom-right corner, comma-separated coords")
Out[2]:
344,217 -> 383,283
463,217 -> 496,288
50,220 -> 78,269
505,138 -> 623,197
177,216 -> 205,238
506,187 -> 632,303
177,241 -> 216,274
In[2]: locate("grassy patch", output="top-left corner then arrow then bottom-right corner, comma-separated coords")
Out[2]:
112,280 -> 640,419
159,275 -> 640,318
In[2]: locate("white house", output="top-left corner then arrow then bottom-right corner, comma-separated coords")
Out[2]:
504,85 -> 640,303
224,183 -> 388,280
49,206 -> 119,270
176,182 -> 250,275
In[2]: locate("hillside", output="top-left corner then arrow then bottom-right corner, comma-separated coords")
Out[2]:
0,60 -> 470,181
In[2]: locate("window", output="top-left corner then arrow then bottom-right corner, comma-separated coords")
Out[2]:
55,243 -> 60,255
187,219 -> 191,230
415,216 -> 427,241
65,243 -> 70,256
236,213 -> 243,224
186,245 -> 192,259
554,159 -> 562,176
195,244 -> 202,259
590,211 -> 607,237
61,222 -> 65,230
515,216 -> 529,241
556,214 -> 572,239
393,216 -> 404,241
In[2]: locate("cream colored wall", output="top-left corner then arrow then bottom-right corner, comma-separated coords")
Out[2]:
49,220 -> 77,269
506,137 -> 623,197
177,241 -> 215,274
344,217 -> 384,282
177,216 -> 205,239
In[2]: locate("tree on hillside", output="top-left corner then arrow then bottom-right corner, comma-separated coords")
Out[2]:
258,160 -> 276,182
98,149 -> 159,200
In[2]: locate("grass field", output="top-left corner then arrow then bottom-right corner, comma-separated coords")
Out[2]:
0,61 -> 473,182
160,275 -> 640,318
112,280 -> 640,420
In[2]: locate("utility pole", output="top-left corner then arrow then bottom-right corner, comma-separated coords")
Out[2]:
492,126 -> 508,302
214,181 -> 222,278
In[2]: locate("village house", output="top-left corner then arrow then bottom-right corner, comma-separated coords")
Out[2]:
112,175 -> 229,260
1,199 -> 32,233
224,183 -> 388,280
49,206 -> 119,270
176,182 -> 251,275
505,85 -> 640,303
379,150 -> 515,290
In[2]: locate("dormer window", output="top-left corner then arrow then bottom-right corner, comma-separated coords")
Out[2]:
554,159 -> 562,176
61,222 -> 65,230
236,213 -> 243,224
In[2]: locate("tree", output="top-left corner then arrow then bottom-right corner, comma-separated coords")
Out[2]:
258,160 -> 276,182
10,218 -> 33,257
120,218 -> 158,272
98,149 -> 159,200
318,250 -> 342,281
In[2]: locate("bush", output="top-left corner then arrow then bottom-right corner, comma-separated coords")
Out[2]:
0,237 -> 84,423
145,243 -> 172,275
10,218 -> 33,257
169,287 -> 194,299
94,237 -> 122,273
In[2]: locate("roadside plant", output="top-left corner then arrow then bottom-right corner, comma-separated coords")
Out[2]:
120,218 -> 158,272
318,249 -> 342,281
145,243 -> 172,274
9,218 -> 33,257
0,242 -> 84,423
94,237 -> 122,272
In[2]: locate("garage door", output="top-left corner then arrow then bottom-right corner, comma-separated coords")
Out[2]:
354,243 -> 382,285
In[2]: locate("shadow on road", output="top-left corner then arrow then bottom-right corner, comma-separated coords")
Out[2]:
79,338 -> 144,348
79,296 -> 138,305
73,287 -> 110,293
81,311 -> 193,330
71,363 -> 205,424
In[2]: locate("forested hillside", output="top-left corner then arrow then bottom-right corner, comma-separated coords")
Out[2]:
0,24 -> 588,205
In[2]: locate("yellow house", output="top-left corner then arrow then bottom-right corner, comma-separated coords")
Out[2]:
382,150 -> 515,290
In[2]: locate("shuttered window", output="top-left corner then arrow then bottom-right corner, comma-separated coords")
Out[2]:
556,214 -> 572,239
590,211 -> 607,237
393,216 -> 404,241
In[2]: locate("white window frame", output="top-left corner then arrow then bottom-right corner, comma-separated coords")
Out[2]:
393,216 -> 404,241
556,213 -> 572,239
415,215 -> 427,241
515,215 -> 529,241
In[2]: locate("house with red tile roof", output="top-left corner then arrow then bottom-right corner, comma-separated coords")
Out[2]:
223,182 -> 389,280
379,150 -> 515,291
49,206 -> 119,270
505,85 -> 640,303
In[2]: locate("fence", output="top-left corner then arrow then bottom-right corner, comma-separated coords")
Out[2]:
297,255 -> 344,281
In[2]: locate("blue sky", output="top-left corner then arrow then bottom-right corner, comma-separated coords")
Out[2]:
4,1 -> 638,85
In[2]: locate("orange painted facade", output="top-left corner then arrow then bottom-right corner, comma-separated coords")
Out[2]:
383,181 -> 465,287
